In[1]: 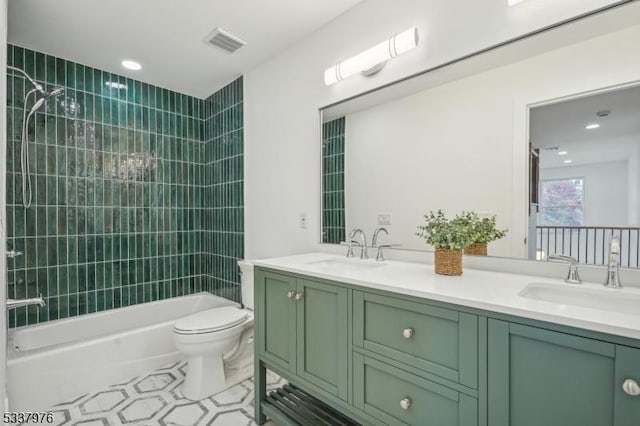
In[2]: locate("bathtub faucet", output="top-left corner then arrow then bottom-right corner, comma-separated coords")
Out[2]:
7,297 -> 46,310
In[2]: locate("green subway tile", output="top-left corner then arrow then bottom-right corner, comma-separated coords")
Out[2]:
65,62 -> 76,88
23,48 -> 35,78
6,45 -> 243,325
75,64 -> 85,90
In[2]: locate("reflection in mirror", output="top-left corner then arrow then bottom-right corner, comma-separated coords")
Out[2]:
319,2 -> 640,267
321,118 -> 346,244
530,85 -> 640,268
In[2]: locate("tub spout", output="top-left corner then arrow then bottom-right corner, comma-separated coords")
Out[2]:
7,297 -> 46,310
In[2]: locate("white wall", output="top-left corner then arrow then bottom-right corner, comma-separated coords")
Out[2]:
628,144 -> 640,226
244,0 -> 634,259
541,161 -> 628,226
1,0 -> 8,409
343,81 -> 513,255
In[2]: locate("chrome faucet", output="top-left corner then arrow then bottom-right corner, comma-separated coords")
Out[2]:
346,239 -> 361,258
348,228 -> 368,259
7,296 -> 46,310
603,235 -> 622,289
548,254 -> 582,284
372,227 -> 388,247
372,227 -> 389,262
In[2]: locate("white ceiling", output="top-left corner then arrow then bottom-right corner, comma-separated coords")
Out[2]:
7,0 -> 363,98
531,85 -> 640,168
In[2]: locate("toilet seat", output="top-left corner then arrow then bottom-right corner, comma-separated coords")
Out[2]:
174,307 -> 248,335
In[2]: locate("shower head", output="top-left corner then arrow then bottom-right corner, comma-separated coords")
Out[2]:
28,87 -> 65,114
46,87 -> 65,98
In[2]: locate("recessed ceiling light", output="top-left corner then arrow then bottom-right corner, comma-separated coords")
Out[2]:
585,123 -> 600,130
121,60 -> 142,71
558,151 -> 568,156
563,159 -> 573,164
508,0 -> 527,5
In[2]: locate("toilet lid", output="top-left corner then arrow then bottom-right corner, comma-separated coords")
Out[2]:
174,307 -> 248,334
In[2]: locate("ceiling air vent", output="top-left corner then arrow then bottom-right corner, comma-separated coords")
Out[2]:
204,28 -> 247,53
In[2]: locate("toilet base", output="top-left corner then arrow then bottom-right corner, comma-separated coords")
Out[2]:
181,353 -> 254,401
182,355 -> 226,400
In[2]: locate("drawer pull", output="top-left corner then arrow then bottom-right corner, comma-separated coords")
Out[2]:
287,291 -> 296,299
295,292 -> 304,301
400,397 -> 412,410
623,379 -> 640,396
402,327 -> 414,339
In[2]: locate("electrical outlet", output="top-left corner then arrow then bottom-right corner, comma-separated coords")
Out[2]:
377,213 -> 392,225
299,213 -> 308,229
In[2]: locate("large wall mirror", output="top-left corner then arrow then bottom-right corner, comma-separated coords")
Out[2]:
319,1 -> 640,268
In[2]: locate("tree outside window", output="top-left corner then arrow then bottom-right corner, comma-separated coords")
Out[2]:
539,178 -> 584,226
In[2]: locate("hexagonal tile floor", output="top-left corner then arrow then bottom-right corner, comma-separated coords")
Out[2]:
49,361 -> 286,425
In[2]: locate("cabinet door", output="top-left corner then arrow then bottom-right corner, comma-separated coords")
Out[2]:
255,269 -> 297,372
488,319 -> 616,426
615,345 -> 640,426
296,278 -> 348,400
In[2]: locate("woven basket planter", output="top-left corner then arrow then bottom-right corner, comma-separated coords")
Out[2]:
464,243 -> 488,256
434,249 -> 463,276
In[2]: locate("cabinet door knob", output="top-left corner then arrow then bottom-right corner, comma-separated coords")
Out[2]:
400,397 -> 412,410
623,379 -> 640,396
287,291 -> 296,299
295,292 -> 304,301
402,327 -> 414,339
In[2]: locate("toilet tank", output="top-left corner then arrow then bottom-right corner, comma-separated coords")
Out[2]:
238,260 -> 254,310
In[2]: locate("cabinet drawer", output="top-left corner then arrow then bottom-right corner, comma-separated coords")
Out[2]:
353,291 -> 478,388
354,353 -> 478,426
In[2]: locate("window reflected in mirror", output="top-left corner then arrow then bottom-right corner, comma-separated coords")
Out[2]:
530,85 -> 640,268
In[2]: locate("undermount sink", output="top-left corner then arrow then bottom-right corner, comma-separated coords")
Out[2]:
519,283 -> 640,316
305,258 -> 386,272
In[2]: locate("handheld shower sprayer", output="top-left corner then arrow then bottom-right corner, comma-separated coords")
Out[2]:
8,65 -> 65,208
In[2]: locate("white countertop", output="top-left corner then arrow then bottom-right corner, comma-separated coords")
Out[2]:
253,252 -> 640,341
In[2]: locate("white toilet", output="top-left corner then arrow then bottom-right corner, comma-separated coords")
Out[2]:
173,260 -> 255,400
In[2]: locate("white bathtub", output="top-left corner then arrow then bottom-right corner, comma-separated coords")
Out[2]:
7,292 -> 236,411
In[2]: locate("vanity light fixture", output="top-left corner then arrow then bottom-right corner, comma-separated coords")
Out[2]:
585,123 -> 600,130
121,60 -> 142,71
563,159 -> 573,164
558,151 -> 568,156
324,26 -> 419,86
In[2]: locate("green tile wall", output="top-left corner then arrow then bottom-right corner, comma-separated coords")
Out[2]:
322,117 -> 345,244
5,45 -> 245,327
202,78 -> 244,302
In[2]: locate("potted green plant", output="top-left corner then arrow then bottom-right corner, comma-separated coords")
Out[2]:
415,210 -> 472,276
457,211 -> 508,256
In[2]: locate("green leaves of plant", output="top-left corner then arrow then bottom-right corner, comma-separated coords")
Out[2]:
415,210 -> 508,250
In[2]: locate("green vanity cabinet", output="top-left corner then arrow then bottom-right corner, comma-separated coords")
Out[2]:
255,266 -> 640,426
488,319 -> 640,426
255,267 -> 481,426
255,269 -> 348,400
